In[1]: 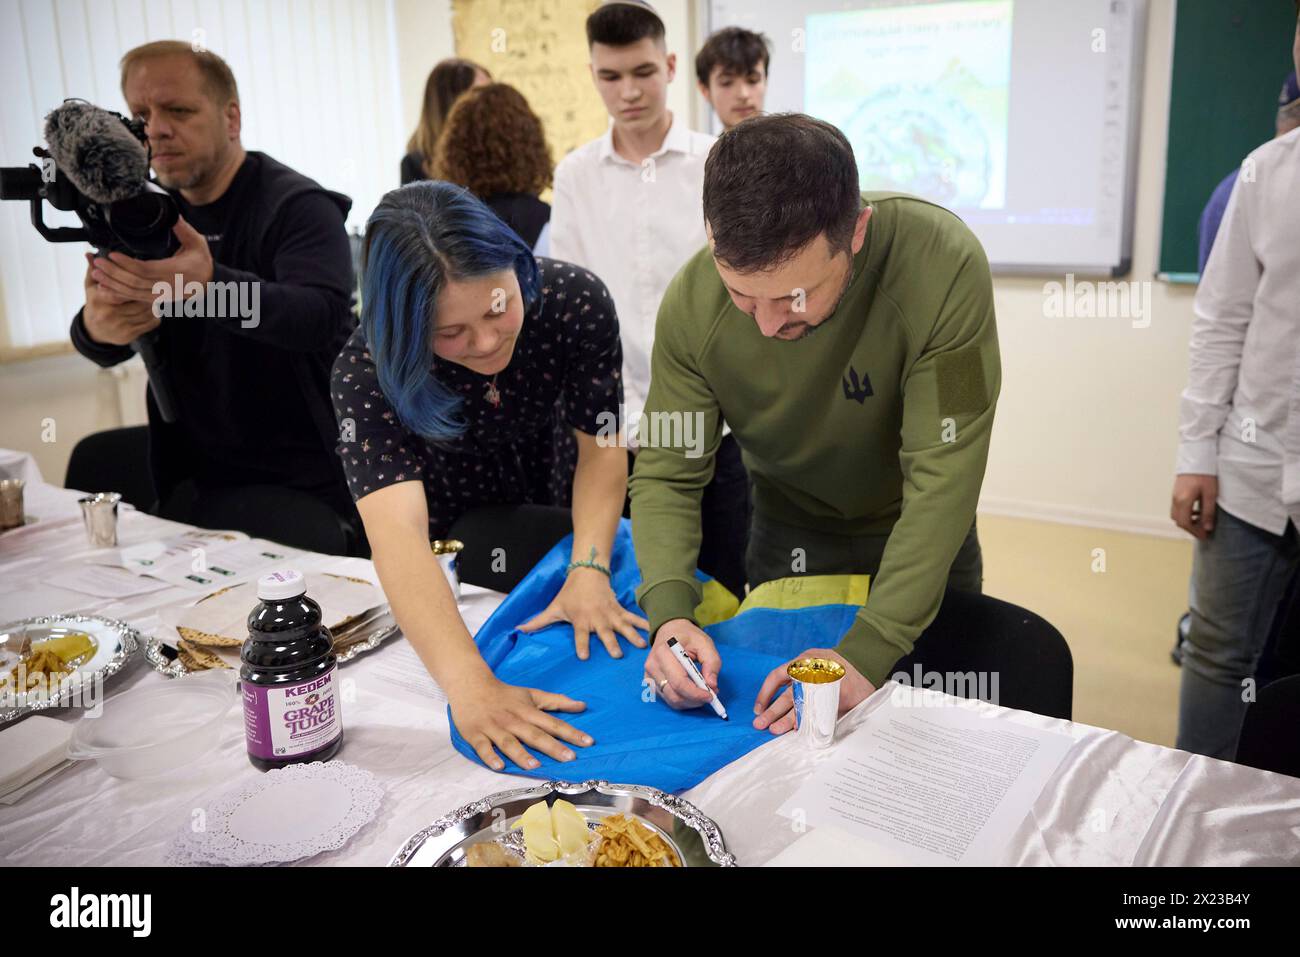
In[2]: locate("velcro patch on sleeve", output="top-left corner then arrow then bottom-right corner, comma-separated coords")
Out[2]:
935,345 -> 989,416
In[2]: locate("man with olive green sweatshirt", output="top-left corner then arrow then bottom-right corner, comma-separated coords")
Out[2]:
630,113 -> 1000,735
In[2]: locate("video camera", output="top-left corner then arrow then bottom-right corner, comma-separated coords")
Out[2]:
0,99 -> 183,420
0,101 -> 181,258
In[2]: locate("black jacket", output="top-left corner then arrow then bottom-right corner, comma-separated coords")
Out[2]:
485,192 -> 550,248
70,151 -> 355,508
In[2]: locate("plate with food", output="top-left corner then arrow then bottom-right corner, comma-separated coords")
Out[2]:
389,779 -> 737,868
0,614 -> 142,726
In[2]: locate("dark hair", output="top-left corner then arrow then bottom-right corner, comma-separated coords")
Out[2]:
695,27 -> 771,86
435,83 -> 552,199
406,58 -> 490,170
703,113 -> 860,273
361,182 -> 540,440
586,3 -> 665,48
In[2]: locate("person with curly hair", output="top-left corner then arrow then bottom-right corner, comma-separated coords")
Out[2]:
434,82 -> 554,251
401,58 -> 491,186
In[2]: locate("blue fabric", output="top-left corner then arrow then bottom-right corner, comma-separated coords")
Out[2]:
447,519 -> 858,793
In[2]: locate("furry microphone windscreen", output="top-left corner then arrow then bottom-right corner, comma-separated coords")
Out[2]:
43,100 -> 150,204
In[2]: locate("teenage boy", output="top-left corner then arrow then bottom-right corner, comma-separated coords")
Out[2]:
551,0 -> 749,597
1169,6 -> 1300,760
695,26 -> 770,130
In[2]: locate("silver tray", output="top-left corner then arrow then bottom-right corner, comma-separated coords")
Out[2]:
145,574 -> 398,678
0,614 -> 142,726
389,779 -> 737,867
144,622 -> 399,678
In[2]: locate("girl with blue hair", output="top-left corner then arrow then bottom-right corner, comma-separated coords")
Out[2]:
332,182 -> 644,770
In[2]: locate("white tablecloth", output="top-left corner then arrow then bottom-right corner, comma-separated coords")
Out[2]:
0,448 -> 43,485
1,457 -> 1297,866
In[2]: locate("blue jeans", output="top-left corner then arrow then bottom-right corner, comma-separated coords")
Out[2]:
1177,507 -> 1299,759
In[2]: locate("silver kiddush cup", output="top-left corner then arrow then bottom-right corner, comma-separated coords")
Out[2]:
78,492 -> 122,547
0,479 -> 24,531
788,657 -> 846,749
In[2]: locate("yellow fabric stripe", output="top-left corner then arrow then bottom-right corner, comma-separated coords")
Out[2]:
693,578 -> 741,626
738,575 -> 871,613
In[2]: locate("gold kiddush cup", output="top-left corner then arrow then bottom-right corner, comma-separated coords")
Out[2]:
430,539 -> 464,599
787,657 -> 846,750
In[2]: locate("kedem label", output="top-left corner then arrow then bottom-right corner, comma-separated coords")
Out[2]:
243,668 -> 341,759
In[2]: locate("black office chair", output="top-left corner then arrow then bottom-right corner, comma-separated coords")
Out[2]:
64,426 -> 157,510
892,589 -> 1074,721
1235,675 -> 1300,778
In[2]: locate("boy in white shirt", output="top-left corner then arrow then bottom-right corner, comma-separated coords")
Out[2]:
551,0 -> 749,597
1170,9 -> 1300,760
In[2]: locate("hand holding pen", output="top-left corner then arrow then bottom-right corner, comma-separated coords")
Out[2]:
642,619 -> 728,718
666,637 -> 728,720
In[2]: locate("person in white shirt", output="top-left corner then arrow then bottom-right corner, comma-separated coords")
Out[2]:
551,0 -> 750,598
1170,12 -> 1300,760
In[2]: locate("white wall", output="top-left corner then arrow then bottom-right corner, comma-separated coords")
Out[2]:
392,0 -> 456,161
658,0 -> 698,127
1,0 -> 1200,539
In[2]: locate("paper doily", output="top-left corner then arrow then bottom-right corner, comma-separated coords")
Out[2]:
166,760 -> 383,866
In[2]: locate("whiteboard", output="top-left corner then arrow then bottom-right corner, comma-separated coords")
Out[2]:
703,0 -> 1147,275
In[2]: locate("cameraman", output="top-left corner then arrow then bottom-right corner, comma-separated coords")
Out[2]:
69,41 -> 357,546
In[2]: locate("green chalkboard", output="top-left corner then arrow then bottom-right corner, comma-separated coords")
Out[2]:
1159,0 -> 1295,281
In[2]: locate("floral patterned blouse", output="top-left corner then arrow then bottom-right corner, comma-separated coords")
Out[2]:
331,257 -> 623,538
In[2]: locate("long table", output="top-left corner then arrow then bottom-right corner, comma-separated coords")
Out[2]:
1,459 -> 1296,866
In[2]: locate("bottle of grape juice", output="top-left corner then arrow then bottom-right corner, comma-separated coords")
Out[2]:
241,570 -> 343,771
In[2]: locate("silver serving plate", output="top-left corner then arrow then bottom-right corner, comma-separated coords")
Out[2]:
0,614 -> 141,726
145,620 -> 400,677
390,779 -> 738,867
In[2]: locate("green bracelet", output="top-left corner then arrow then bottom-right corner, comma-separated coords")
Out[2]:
566,546 -> 611,579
